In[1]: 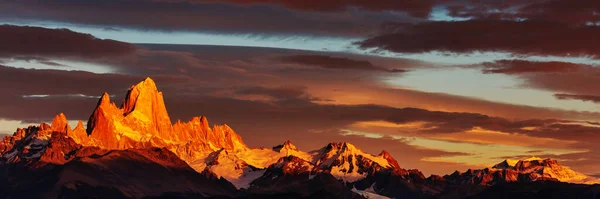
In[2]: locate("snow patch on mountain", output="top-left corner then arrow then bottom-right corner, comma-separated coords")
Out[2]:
331,161 -> 368,183
312,142 -> 393,182
213,166 -> 265,190
492,157 -> 597,184
273,140 -> 312,162
237,148 -> 283,169
203,149 -> 267,189
352,187 -> 391,199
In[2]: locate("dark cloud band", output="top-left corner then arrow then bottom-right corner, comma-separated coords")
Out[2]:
0,25 -> 136,58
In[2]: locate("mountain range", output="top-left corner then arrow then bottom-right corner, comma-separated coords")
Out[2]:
1,78 -> 599,199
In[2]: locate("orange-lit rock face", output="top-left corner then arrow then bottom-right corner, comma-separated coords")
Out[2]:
68,120 -> 88,144
121,78 -> 173,141
379,150 -> 401,170
86,92 -> 121,149
80,77 -> 248,168
51,113 -> 70,133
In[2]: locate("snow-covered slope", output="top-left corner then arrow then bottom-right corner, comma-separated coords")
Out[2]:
202,149 -> 266,189
512,157 -> 594,184
450,157 -> 599,185
311,142 -> 395,183
352,188 -> 392,199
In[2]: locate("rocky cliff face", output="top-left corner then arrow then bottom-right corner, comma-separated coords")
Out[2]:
81,78 -> 248,170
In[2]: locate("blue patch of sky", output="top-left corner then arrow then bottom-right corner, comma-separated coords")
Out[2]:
429,6 -> 472,21
383,68 -> 600,112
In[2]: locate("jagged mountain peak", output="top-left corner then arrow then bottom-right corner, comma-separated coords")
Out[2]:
7,77 -> 600,199
340,142 -> 359,151
379,150 -> 401,169
120,77 -> 173,139
325,142 -> 362,154
99,92 -> 111,106
51,112 -> 70,133
282,140 -> 297,150
313,142 -> 395,183
318,142 -> 391,167
139,77 -> 157,89
451,157 -> 597,185
121,77 -> 166,115
524,156 -> 544,161
74,120 -> 85,130
211,124 -> 248,151
493,157 -> 554,170
509,157 -> 594,183
378,150 -> 391,157
272,155 -> 314,175
85,78 -> 243,146
64,77 -> 250,175
50,113 -> 89,145
492,159 -> 519,169
86,92 -> 118,135
514,157 -> 559,169
177,116 -> 212,134
0,122 -> 58,163
273,140 -> 298,152
69,120 -> 88,144
38,122 -> 51,131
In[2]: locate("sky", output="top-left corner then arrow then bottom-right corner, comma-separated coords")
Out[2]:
1,0 -> 600,176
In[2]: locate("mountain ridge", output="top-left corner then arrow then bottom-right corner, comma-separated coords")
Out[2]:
0,77 -> 597,199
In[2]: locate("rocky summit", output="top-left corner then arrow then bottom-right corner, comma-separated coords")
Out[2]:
0,77 -> 598,199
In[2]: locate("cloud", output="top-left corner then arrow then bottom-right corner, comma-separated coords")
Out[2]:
554,93 -> 600,104
178,0 -> 435,18
477,60 -> 600,97
0,64 -> 189,122
482,60 -> 581,74
277,55 -> 407,73
4,60 -> 596,144
2,44 -> 600,176
161,85 -> 600,145
523,70 -> 600,96
0,65 -> 188,96
357,20 -> 600,57
312,84 -> 600,122
446,0 -> 600,24
0,25 -> 136,58
37,61 -> 68,67
233,85 -> 331,103
0,69 -> 478,175
518,0 -> 600,23
72,44 -> 600,122
2,56 -> 69,67
0,0 -> 419,37
160,86 -> 600,175
4,0 -> 600,177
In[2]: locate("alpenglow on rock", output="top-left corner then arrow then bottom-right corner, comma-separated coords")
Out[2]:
79,78 -> 248,167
